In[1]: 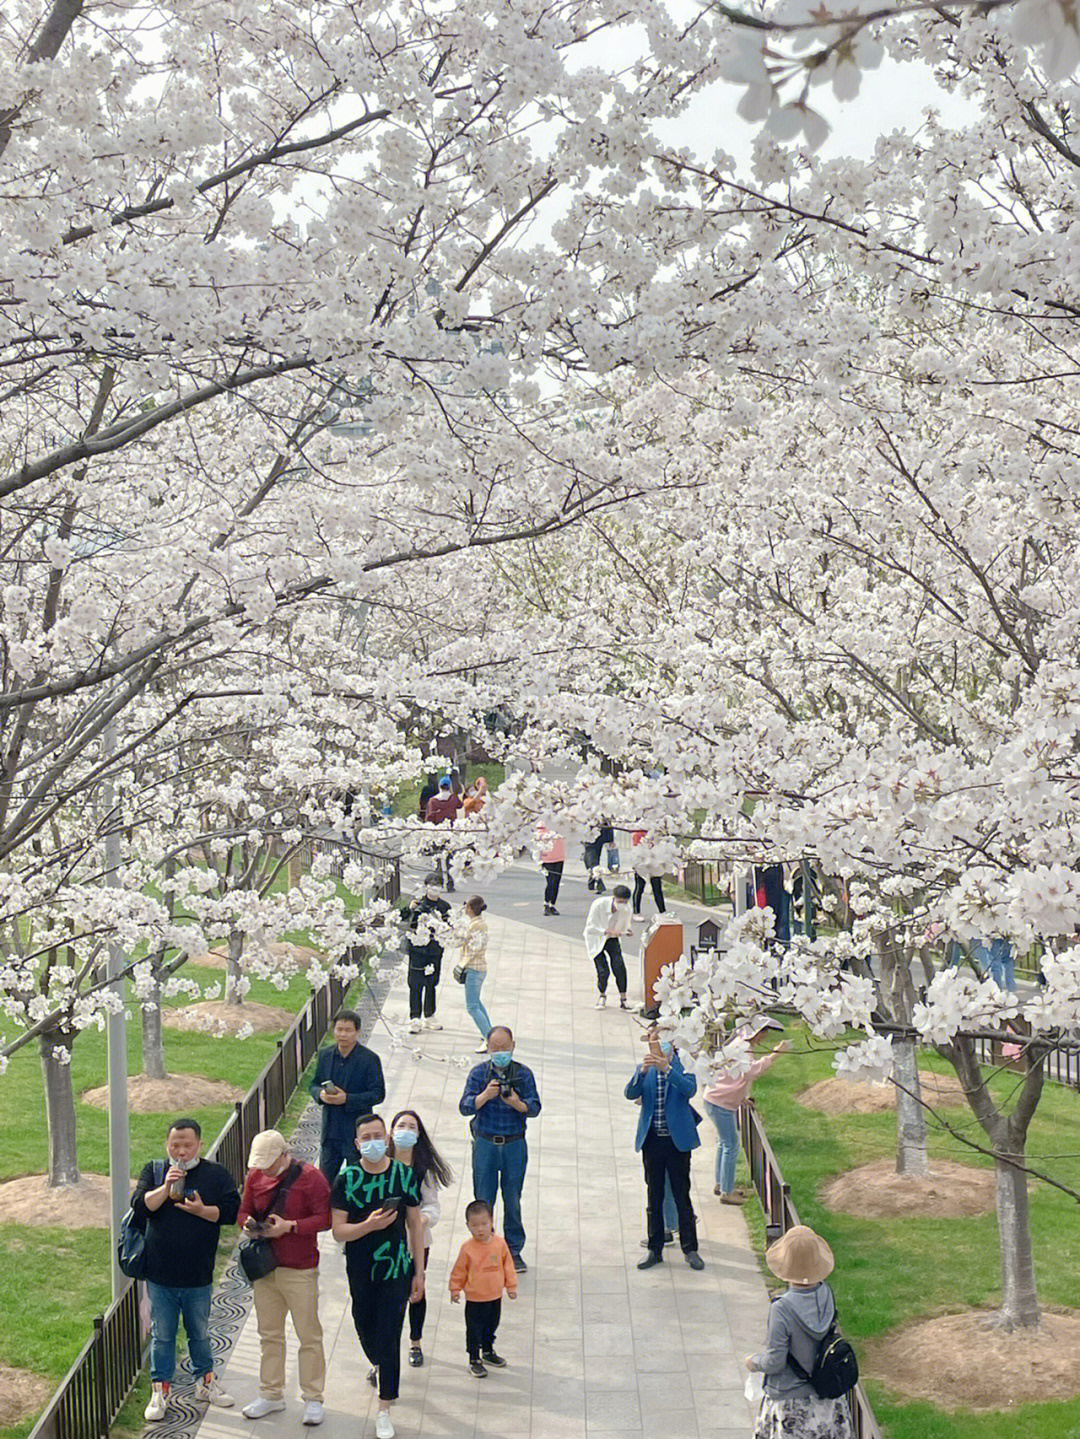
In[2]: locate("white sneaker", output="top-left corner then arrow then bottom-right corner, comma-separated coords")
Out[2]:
144,1384 -> 169,1422
200,1375 -> 235,1408
408,1019 -> 421,1034
302,1401 -> 324,1426
375,1411 -> 396,1439
474,1041 -> 489,1053
423,1018 -> 443,1031
243,1397 -> 286,1420
595,995 -> 607,1008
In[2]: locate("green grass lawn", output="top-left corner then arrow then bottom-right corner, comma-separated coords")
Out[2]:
0,948 -> 355,1439
745,1032 -> 1080,1439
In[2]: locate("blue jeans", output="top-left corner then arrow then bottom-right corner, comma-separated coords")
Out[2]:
705,1101 -> 740,1193
973,938 -> 1016,991
464,969 -> 491,1039
147,1282 -> 214,1383
472,1136 -> 527,1256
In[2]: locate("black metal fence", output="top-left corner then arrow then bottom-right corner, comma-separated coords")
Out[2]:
739,1100 -> 885,1439
28,972 -> 353,1439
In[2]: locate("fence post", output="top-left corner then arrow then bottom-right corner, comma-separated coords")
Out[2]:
92,1315 -> 107,1439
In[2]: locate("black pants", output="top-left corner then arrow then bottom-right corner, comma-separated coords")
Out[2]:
465,1298 -> 501,1360
318,1135 -> 351,1185
583,840 -> 602,871
633,874 -> 666,915
642,1129 -> 697,1255
407,949 -> 442,1020
543,862 -> 563,905
592,937 -> 627,995
409,1248 -> 430,1342
348,1267 -> 411,1402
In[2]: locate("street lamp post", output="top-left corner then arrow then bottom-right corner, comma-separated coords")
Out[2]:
102,719 -> 131,1301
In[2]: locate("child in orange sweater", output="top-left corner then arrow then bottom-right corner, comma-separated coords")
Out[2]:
449,1199 -> 518,1376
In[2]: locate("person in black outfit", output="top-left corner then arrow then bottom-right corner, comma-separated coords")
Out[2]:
309,1009 -> 386,1184
331,1114 -> 426,1437
585,822 -> 615,892
417,773 -> 439,819
400,873 -> 451,1034
132,1117 -> 241,1421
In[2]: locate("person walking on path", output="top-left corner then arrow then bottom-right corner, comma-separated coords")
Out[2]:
704,1016 -> 790,1204
389,1108 -> 454,1369
626,1023 -> 704,1271
458,1025 -> 541,1273
401,874 -> 451,1033
584,821 -> 615,892
424,775 -> 462,890
238,1130 -> 332,1426
134,1117 -> 241,1422
630,829 -> 667,922
449,1198 -> 518,1377
331,1114 -> 426,1439
456,894 -> 493,1052
417,773 -> 439,820
537,824 -> 565,916
584,884 -> 634,1009
309,1008 -> 386,1183
745,1225 -> 853,1439
462,776 -> 489,814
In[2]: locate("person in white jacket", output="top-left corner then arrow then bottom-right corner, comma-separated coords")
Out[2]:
390,1109 -> 454,1369
583,885 -> 634,1009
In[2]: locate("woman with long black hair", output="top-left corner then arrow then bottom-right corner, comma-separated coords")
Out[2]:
390,1108 -> 453,1368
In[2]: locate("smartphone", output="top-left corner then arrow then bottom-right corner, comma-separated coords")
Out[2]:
379,1196 -> 405,1213
647,1033 -> 663,1061
320,1080 -> 338,1093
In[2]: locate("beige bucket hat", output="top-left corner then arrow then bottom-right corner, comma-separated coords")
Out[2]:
765,1225 -> 835,1285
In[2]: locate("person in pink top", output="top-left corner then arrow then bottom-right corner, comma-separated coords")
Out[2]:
537,824 -> 566,916
704,1016 -> 791,1204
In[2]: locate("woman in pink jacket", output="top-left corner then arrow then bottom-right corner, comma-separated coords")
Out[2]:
537,825 -> 566,916
704,1017 -> 790,1203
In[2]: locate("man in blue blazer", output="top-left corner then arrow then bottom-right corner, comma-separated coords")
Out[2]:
625,1023 -> 704,1270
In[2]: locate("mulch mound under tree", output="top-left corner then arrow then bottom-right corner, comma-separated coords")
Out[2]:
162,1000 -> 294,1035
865,1308 -> 1080,1410
0,1173 -> 112,1228
81,1074 -> 244,1112
186,941 -> 325,971
820,1157 -> 996,1218
798,1071 -> 969,1115
0,1365 -> 53,1426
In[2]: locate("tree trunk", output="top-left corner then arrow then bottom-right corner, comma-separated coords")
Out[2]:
39,1029 -> 80,1187
995,1132 -> 1040,1329
141,971 -> 167,1080
224,929 -> 245,1006
892,1036 -> 929,1177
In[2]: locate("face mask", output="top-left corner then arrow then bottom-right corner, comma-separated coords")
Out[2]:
167,1153 -> 200,1171
490,1050 -> 513,1069
425,887 -> 440,899
359,1138 -> 387,1161
659,1041 -> 674,1056
392,1128 -> 418,1150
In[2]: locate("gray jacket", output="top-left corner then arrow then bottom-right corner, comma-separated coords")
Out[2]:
751,1283 -> 836,1401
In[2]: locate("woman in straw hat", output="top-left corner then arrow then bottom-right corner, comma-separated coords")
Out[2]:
744,1225 -> 853,1439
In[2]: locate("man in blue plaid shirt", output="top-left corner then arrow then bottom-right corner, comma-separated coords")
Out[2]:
459,1025 -> 542,1272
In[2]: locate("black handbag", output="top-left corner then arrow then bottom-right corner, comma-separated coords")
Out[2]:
238,1163 -> 303,1284
117,1161 -> 165,1280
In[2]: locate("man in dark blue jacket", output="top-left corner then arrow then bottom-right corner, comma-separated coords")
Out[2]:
309,1009 -> 385,1182
625,1023 -> 703,1271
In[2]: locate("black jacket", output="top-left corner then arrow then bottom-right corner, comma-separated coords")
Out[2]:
308,1042 -> 386,1143
131,1157 -> 240,1288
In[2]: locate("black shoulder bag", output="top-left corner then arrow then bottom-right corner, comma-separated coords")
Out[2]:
238,1163 -> 303,1284
786,1287 -> 859,1400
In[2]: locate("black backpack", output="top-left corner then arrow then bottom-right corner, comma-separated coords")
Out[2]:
118,1161 -> 165,1281
786,1288 -> 859,1400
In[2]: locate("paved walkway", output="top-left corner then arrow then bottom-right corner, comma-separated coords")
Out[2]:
199,860 -> 769,1439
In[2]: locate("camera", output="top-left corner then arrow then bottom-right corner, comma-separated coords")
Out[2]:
488,1060 -> 519,1099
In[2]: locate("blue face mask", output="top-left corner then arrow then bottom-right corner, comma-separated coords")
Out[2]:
392,1128 -> 418,1150
490,1050 -> 513,1069
359,1138 -> 387,1161
659,1041 -> 673,1056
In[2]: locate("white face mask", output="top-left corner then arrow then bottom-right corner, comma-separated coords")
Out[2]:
167,1153 -> 200,1171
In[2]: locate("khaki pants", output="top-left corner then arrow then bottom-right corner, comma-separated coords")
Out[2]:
252,1266 -> 325,1402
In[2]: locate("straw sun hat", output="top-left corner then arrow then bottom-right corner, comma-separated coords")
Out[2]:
765,1225 -> 835,1285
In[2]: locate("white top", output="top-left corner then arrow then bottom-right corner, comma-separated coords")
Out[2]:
583,894 -> 634,957
418,1170 -> 440,1247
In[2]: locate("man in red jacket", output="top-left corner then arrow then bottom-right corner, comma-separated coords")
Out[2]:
424,776 -> 462,891
237,1130 -> 332,1426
